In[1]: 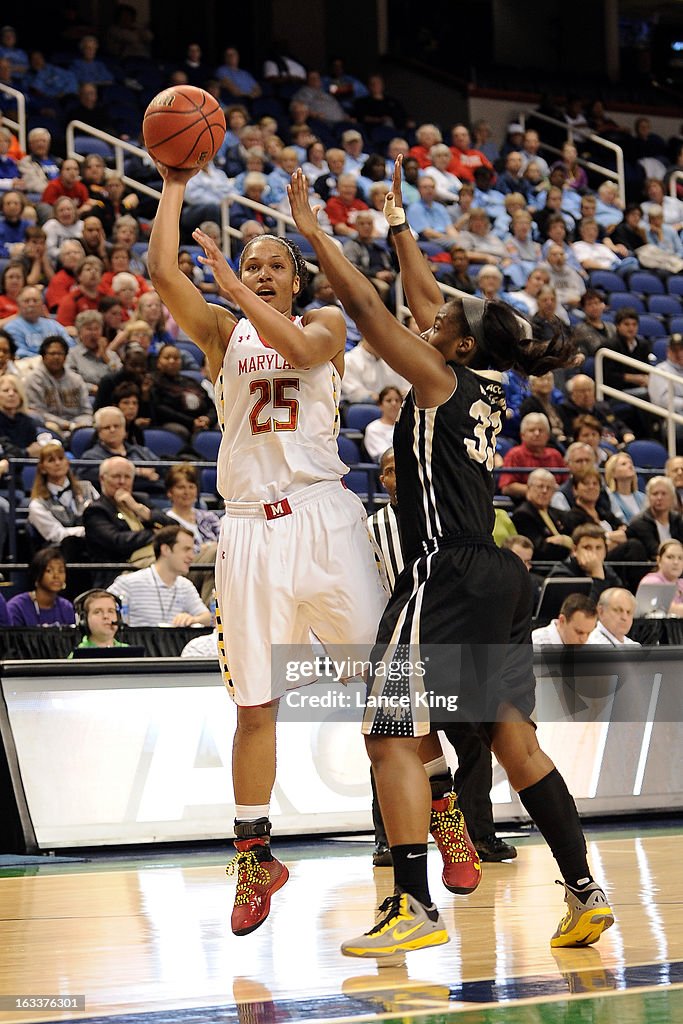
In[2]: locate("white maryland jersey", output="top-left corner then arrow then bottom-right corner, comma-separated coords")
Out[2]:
214,316 -> 348,502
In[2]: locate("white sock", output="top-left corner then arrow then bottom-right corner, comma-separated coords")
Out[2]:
423,755 -> 449,778
235,804 -> 271,821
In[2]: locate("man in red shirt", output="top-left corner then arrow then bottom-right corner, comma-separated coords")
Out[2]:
498,412 -> 567,501
41,158 -> 92,211
325,173 -> 369,238
448,123 -> 494,182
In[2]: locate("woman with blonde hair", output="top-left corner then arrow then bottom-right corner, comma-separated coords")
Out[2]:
604,452 -> 647,523
28,441 -> 98,555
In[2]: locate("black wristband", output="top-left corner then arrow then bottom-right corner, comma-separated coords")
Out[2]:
389,222 -> 410,235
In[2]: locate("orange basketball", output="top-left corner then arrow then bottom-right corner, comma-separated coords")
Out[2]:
142,85 -> 226,169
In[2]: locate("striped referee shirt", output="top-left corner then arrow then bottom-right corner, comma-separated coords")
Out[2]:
108,566 -> 209,627
367,502 -> 403,592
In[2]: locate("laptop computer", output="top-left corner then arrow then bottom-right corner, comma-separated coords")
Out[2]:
634,583 -> 677,618
534,577 -> 593,623
71,645 -> 148,659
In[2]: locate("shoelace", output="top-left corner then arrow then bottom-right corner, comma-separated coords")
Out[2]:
430,795 -> 474,864
368,892 -> 403,935
226,850 -> 270,906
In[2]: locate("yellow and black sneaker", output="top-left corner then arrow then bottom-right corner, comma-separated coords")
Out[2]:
551,880 -> 614,948
430,793 -> 482,895
341,888 -> 449,958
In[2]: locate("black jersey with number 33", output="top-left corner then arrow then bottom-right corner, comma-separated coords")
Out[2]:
393,364 -> 506,561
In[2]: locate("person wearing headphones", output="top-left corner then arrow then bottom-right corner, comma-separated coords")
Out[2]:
69,589 -> 128,653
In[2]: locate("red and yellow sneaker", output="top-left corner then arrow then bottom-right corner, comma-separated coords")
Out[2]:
429,793 -> 482,895
227,838 -> 289,936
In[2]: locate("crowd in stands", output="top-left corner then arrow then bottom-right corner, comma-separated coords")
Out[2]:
2,16 -> 683,641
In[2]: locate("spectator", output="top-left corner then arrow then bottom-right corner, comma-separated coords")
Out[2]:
0,373 -> 40,455
55,255 -> 106,328
303,273 -> 361,349
0,329 -> 18,376
550,441 -> 611,516
509,468 -> 573,561
301,139 -> 328,184
69,34 -> 114,86
547,523 -> 623,601
7,546 -> 75,626
572,217 -> 636,275
447,123 -> 494,181
164,462 -> 221,604
571,289 -> 618,357
340,337 -> 409,404
98,295 -> 125,343
642,177 -> 683,230
343,210 -> 395,306
666,455 -> 683,511
0,260 -> 26,321
43,197 -> 84,263
324,57 -> 368,113
519,129 -> 550,177
636,539 -> 683,616
112,380 -> 145,444
24,335 -> 92,441
498,412 -> 567,501
80,405 -> 163,495
352,73 -> 406,135
609,203 -> 647,254
66,309 -> 121,393
79,216 -> 109,263
0,125 -> 20,190
627,476 -> 683,561
589,588 -> 640,646
110,271 -> 139,321
561,469 -> 628,549
0,25 -> 28,77
645,204 -> 683,257
215,47 -> 261,102
532,593 -> 598,646
28,440 -> 98,555
292,70 -> 347,124
17,226 -> 54,290
471,119 -> 500,164
180,162 -> 233,238
16,128 -> 60,195
571,412 -> 616,464
422,143 -> 461,203
100,246 -> 149,299
83,456 -> 174,585
340,129 -> 369,175
69,590 -> 127,654
594,181 -> 624,231
497,151 -> 531,200
543,244 -> 586,308
106,3 -> 153,60
438,246 -> 476,293
131,291 -> 173,354
0,190 -> 30,259
95,342 -> 152,412
356,153 -> 391,203
457,207 -> 507,264
149,343 -> 216,442
40,158 -> 90,212
408,123 -> 443,169
312,146 -> 346,202
406,175 -> 458,248
110,215 -> 146,275
552,141 -> 588,193
363,386 -> 402,462
604,452 -> 647,524
325,173 -> 368,238
518,371 -> 567,446
602,307 -> 651,404
108,524 -> 211,627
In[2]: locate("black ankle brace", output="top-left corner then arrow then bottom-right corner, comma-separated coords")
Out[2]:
234,816 -> 271,840
429,770 -> 454,801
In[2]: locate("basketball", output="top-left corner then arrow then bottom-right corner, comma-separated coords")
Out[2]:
142,85 -> 226,169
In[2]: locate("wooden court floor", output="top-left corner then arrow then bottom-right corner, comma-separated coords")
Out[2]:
1,824 -> 682,1024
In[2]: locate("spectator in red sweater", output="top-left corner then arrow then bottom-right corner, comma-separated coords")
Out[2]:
41,158 -> 92,213
44,239 -> 85,312
408,122 -> 443,169
55,255 -> 106,330
447,123 -> 494,182
325,173 -> 368,238
498,411 -> 567,502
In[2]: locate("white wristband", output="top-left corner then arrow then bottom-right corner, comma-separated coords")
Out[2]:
383,192 -> 406,227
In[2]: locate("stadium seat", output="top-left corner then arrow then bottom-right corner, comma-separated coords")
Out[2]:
648,294 -> 682,317
652,338 -> 669,362
607,292 -> 645,313
73,136 -> 115,160
337,434 -> 361,465
193,430 -> 221,461
284,230 -> 316,259
69,427 -> 95,458
344,404 -> 381,431
669,316 -> 683,334
628,271 -> 665,295
589,270 -> 623,293
174,339 -> 204,366
143,429 -> 184,457
625,439 -> 669,470
199,467 -> 218,505
667,276 -> 683,297
637,314 -> 668,338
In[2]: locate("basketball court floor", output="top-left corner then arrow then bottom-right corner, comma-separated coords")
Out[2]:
1,822 -> 682,1024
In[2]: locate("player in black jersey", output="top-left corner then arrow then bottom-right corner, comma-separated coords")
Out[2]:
288,162 -> 614,958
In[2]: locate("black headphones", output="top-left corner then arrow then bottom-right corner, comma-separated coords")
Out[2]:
74,590 -> 124,631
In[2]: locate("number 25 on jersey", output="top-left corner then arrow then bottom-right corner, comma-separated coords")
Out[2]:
249,377 -> 300,434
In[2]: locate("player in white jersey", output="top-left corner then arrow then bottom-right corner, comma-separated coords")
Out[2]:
148,164 -> 386,938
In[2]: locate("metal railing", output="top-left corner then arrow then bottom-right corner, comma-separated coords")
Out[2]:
594,348 -> 683,456
0,83 -> 26,151
518,110 -> 625,206
65,121 -> 162,201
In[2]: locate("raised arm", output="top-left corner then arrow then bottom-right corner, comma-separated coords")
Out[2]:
287,169 -> 454,406
386,157 -> 484,332
147,164 -> 235,382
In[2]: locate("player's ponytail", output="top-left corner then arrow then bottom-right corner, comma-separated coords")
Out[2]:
479,301 -> 577,377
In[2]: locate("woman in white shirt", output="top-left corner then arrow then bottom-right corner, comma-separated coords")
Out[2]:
363,385 -> 403,462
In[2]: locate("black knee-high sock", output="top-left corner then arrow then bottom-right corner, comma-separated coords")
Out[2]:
518,769 -> 591,888
391,845 -> 431,907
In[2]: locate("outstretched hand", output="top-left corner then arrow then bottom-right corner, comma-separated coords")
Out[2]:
383,154 -> 406,227
287,168 -> 323,238
193,227 -> 241,298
